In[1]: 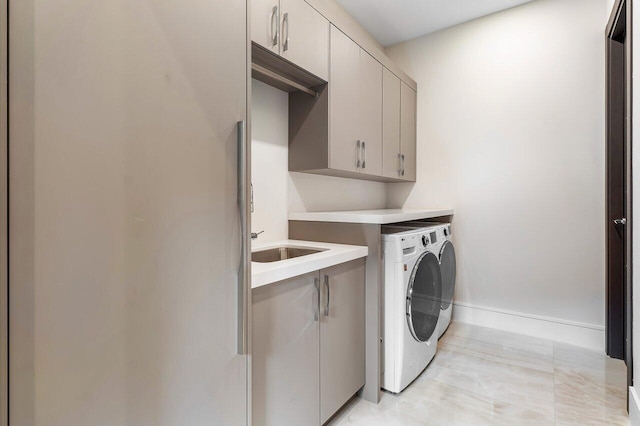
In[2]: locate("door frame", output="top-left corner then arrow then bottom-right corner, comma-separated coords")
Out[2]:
606,0 -> 633,389
0,0 -> 7,422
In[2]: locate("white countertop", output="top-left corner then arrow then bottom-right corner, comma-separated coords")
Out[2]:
251,240 -> 368,289
288,208 -> 453,225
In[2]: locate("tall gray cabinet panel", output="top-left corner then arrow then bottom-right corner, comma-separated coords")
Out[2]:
253,273 -> 320,426
320,259 -> 366,424
9,0 -> 250,424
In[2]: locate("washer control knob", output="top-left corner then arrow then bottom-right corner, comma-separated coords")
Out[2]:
421,235 -> 428,247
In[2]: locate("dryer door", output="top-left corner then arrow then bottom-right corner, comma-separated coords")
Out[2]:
406,252 -> 442,342
439,240 -> 457,310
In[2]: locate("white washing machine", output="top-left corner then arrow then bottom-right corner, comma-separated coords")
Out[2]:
381,226 -> 442,393
402,222 -> 456,339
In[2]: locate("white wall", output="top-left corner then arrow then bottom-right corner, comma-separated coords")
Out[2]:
251,79 -> 387,243
386,0 -> 611,347
251,80 -> 290,243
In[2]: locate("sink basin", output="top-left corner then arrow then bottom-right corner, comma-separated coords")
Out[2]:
252,246 -> 327,263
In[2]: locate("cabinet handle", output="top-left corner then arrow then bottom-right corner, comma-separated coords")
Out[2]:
314,277 -> 320,321
356,140 -> 361,168
401,154 -> 405,176
270,5 -> 279,47
397,153 -> 402,176
237,121 -> 249,355
362,141 -> 366,169
324,274 -> 330,316
282,12 -> 289,52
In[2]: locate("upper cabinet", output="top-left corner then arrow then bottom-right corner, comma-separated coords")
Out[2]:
400,82 -> 417,181
358,49 -> 383,177
382,68 -> 401,179
254,0 -> 416,183
383,70 -> 417,181
328,26 -> 382,176
252,0 -> 329,81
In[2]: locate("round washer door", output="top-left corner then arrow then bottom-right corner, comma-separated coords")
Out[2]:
406,251 -> 442,342
439,240 -> 456,310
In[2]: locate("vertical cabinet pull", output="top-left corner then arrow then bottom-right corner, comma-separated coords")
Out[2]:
356,140 -> 361,168
362,141 -> 366,169
282,12 -> 289,52
270,5 -> 279,47
401,154 -> 405,176
314,277 -> 320,321
324,275 -> 330,316
237,121 -> 249,355
397,153 -> 402,176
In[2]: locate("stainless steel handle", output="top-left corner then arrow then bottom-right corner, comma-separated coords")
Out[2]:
356,140 -> 361,168
401,154 -> 405,176
324,274 -> 330,316
282,12 -> 289,52
237,120 -> 249,355
314,277 -> 320,321
614,218 -> 627,226
270,5 -> 279,47
362,141 -> 366,169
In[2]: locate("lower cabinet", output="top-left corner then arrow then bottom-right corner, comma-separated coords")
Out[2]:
252,271 -> 320,426
320,260 -> 366,424
252,258 -> 366,426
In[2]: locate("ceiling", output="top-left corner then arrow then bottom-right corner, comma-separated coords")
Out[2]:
335,0 -> 535,47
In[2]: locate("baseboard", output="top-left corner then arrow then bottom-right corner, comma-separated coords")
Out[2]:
452,301 -> 605,351
630,387 -> 640,426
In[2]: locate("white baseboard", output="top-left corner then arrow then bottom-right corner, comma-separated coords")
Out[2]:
630,387 -> 640,426
452,301 -> 605,351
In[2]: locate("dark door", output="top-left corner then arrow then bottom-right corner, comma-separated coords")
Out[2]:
605,0 -> 631,386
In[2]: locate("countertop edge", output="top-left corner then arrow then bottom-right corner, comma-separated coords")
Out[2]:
288,208 -> 454,224
251,240 -> 368,289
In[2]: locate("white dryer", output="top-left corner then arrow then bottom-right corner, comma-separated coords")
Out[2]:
381,226 -> 442,394
402,222 -> 456,339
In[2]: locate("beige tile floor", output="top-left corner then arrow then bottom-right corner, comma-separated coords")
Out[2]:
329,322 -> 628,426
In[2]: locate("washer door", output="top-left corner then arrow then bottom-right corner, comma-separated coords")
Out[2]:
439,240 -> 456,310
406,252 -> 442,342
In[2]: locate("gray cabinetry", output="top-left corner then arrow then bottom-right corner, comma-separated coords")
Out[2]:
252,0 -> 280,54
316,25 -> 383,177
252,0 -> 329,80
252,272 -> 320,426
320,259 -> 366,424
252,259 -> 365,426
328,25 -> 361,174
382,67 -> 401,179
358,50 -> 383,177
400,82 -> 417,181
382,71 -> 417,182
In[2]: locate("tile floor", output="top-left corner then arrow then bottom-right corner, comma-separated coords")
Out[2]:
329,322 -> 628,426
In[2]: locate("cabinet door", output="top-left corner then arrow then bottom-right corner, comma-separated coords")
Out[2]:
252,0 -> 280,53
9,0 -> 249,424
358,49 -> 383,177
382,68 -> 401,179
253,272 -> 320,426
329,25 -> 361,173
400,82 -> 417,181
280,0 -> 329,81
320,259 -> 366,424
